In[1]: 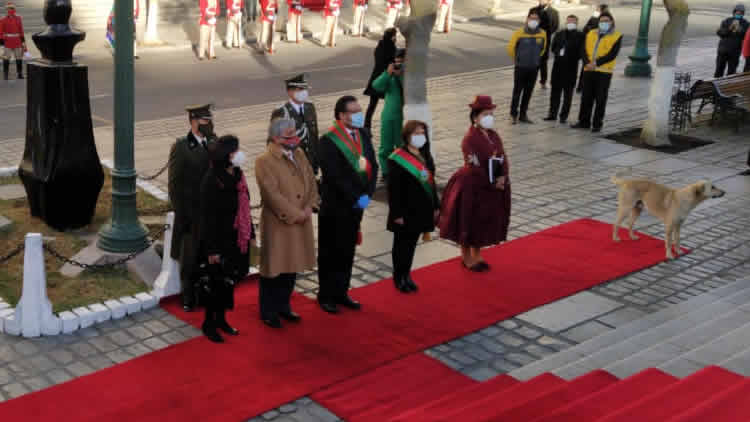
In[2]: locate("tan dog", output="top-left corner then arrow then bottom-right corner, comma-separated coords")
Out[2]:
611,173 -> 725,259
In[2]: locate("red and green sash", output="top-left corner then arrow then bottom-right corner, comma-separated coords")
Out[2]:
389,148 -> 435,197
327,121 -> 373,183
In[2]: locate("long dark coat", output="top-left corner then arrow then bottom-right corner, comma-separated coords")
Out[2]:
198,166 -> 252,282
439,126 -> 511,248
386,147 -> 440,233
364,38 -> 397,98
550,29 -> 585,83
168,132 -> 211,277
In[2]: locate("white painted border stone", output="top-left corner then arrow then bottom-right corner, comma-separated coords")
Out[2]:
105,299 -> 128,319
135,292 -> 158,310
0,166 -> 18,177
120,296 -> 142,315
89,303 -> 112,323
72,306 -> 96,329
60,311 -> 80,334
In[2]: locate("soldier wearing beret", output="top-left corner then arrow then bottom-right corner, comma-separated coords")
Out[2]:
168,104 -> 216,311
270,74 -> 320,177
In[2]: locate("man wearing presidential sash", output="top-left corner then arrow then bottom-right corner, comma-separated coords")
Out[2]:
317,96 -> 378,314
270,74 -> 320,177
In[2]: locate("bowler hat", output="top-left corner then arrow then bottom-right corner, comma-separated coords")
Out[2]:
468,95 -> 497,111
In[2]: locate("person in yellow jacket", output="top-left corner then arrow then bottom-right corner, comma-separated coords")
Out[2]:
506,10 -> 547,125
571,11 -> 621,133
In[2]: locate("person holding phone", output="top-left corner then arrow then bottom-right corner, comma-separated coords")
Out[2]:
372,48 -> 406,180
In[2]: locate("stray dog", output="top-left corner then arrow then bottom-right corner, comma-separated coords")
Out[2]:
611,173 -> 725,259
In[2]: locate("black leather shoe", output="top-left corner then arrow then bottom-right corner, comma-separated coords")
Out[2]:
478,261 -> 491,271
570,122 -> 589,129
217,321 -> 239,336
511,115 -> 518,125
543,116 -> 556,121
338,296 -> 362,310
405,276 -> 419,292
280,311 -> 301,322
592,127 -> 602,133
519,116 -> 534,124
182,304 -> 194,312
559,118 -> 568,124
262,317 -> 282,328
202,325 -> 224,343
394,275 -> 410,293
740,169 -> 750,176
318,301 -> 339,314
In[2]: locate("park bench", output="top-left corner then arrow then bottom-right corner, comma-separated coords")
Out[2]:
688,72 -> 750,131
710,72 -> 750,132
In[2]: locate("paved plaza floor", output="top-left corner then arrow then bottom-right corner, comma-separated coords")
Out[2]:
1,36 -> 749,421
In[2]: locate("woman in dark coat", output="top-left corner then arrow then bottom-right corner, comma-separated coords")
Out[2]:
198,135 -> 255,343
439,95 -> 511,272
364,27 -> 398,131
387,120 -> 440,293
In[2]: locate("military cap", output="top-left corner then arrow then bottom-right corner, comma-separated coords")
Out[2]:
185,103 -> 213,120
285,74 -> 309,89
6,2 -> 16,8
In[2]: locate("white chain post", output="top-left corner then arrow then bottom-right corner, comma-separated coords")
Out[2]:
152,212 -> 181,298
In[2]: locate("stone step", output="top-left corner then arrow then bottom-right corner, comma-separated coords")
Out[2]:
550,285 -> 750,379
508,278 -> 750,381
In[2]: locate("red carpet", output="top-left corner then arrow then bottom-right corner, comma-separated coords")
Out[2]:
0,219 -> 680,421
309,353 -> 476,422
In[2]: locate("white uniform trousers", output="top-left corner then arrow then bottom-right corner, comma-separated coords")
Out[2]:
352,6 -> 366,36
286,12 -> 302,42
322,15 -> 338,47
199,24 -> 217,58
226,14 -> 244,47
259,20 -> 275,52
435,3 -> 452,33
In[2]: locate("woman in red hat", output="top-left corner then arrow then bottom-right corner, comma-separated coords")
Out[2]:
439,95 -> 511,272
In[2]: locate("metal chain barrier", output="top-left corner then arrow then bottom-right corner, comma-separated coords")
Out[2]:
42,224 -> 170,271
136,159 -> 171,181
0,243 -> 24,265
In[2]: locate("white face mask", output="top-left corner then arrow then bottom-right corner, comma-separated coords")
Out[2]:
527,20 -> 539,30
479,115 -> 495,129
293,89 -> 309,103
231,151 -> 246,168
410,134 -> 427,149
566,23 -> 577,30
593,11 -> 601,18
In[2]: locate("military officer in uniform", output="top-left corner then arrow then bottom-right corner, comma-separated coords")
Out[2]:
0,2 -> 26,80
351,0 -> 368,37
270,74 -> 320,176
168,104 -> 216,311
321,0 -> 341,48
286,0 -> 303,43
225,0 -> 244,49
258,0 -> 277,54
198,0 -> 219,60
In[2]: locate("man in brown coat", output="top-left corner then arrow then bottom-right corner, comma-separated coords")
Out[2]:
255,118 -> 320,328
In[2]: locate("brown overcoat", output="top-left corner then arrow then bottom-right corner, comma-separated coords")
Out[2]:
255,143 -> 320,278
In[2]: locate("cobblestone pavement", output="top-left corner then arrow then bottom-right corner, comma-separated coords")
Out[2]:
1,37 -> 750,421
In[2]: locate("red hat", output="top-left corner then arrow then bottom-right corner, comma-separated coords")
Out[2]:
468,95 -> 497,111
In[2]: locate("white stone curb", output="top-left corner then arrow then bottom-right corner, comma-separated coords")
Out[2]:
0,166 -> 19,177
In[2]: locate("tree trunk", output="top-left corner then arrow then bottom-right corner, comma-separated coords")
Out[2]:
396,0 -> 438,140
640,0 -> 689,146
144,0 -> 162,44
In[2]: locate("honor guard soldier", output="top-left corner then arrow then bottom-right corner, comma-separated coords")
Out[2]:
168,104 -> 216,311
225,0 -> 244,48
198,0 -> 218,60
385,0 -> 404,29
271,74 -> 320,176
435,0 -> 453,33
258,0 -> 277,54
286,0 -> 303,43
321,0 -> 341,47
0,2 -> 26,80
351,0 -> 368,37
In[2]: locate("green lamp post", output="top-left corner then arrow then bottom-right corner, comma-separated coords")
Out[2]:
625,0 -> 654,77
98,0 -> 149,253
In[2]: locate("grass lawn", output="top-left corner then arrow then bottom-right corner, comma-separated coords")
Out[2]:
0,172 -> 168,313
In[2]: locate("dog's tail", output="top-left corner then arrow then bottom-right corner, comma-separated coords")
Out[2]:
610,168 -> 632,186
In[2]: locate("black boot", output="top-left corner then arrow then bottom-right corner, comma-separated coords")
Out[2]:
393,273 -> 409,293
15,59 -> 23,79
2,60 -> 9,80
405,274 -> 418,292
216,309 -> 239,335
202,308 -> 224,343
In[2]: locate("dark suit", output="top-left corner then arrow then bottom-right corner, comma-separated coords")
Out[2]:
168,132 -> 211,306
548,29 -> 584,121
386,147 -> 439,280
317,126 -> 378,304
271,102 -> 320,174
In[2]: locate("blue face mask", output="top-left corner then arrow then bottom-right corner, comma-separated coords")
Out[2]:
599,22 -> 611,33
350,112 -> 365,129
735,14 -> 744,19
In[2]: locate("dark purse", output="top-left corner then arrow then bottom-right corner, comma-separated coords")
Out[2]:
196,259 -> 237,310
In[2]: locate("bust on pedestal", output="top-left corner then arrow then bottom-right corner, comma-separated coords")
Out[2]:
18,0 -> 104,231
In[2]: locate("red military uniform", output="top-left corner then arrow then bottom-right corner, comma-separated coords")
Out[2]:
288,0 -> 302,15
226,0 -> 244,48
199,0 -> 218,26
351,0 -> 368,37
353,0 -> 368,5
0,7 -> 25,49
227,0 -> 243,17
324,0 -> 341,17
260,0 -> 277,23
